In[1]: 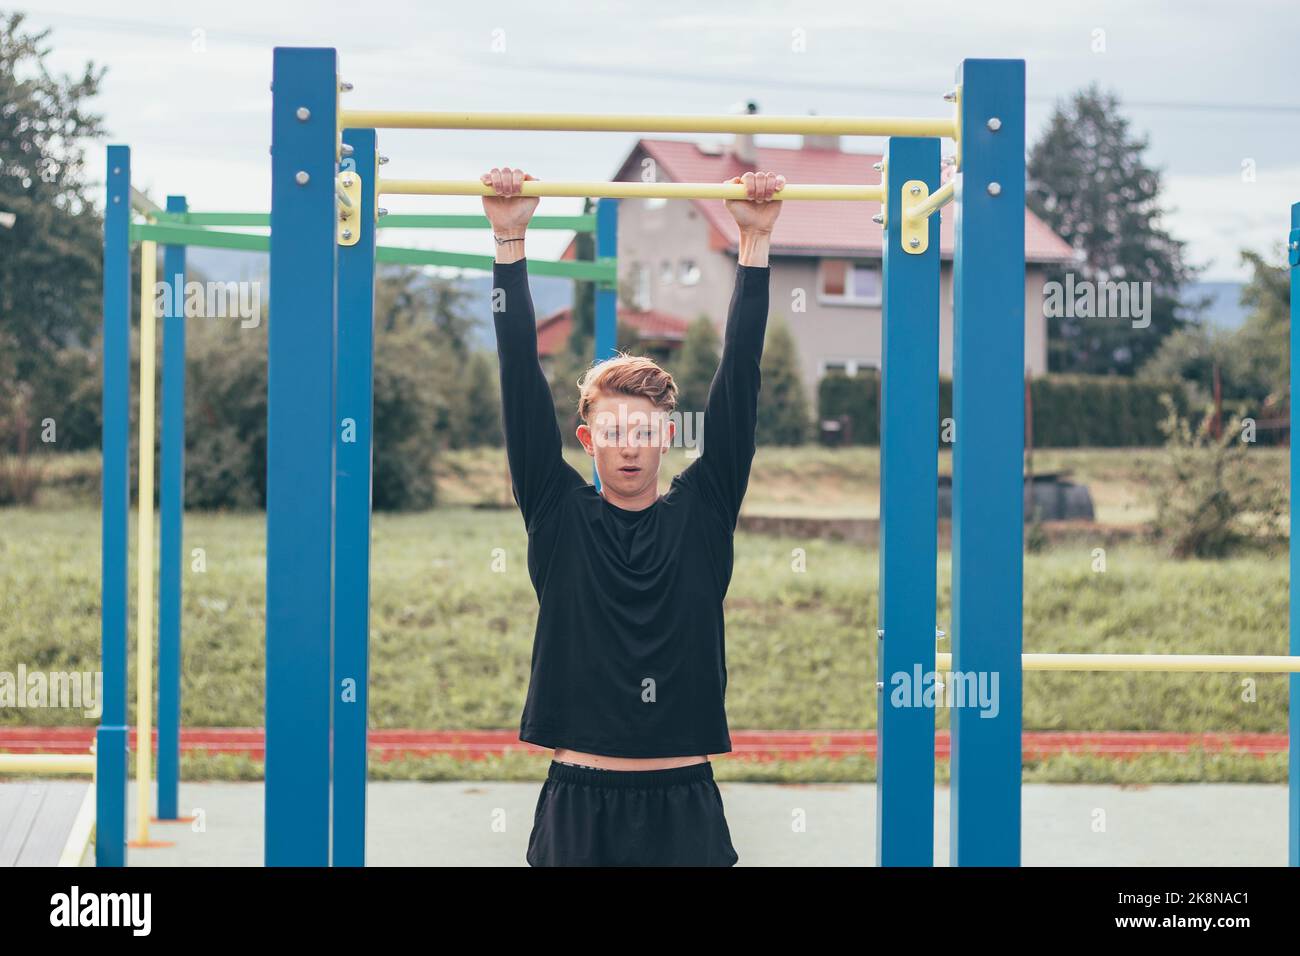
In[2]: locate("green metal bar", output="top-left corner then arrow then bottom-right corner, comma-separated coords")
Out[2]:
152,211 -> 270,227
131,222 -> 615,280
149,211 -> 595,231
376,245 -> 615,280
131,222 -> 269,252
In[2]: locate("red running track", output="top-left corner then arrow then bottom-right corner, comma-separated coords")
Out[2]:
0,728 -> 1289,761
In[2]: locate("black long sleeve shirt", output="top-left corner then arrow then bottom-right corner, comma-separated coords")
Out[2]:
492,257 -> 770,757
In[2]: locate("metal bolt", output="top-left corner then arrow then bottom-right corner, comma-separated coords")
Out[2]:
295,171 -> 310,185
339,81 -> 354,92
942,156 -> 957,166
987,182 -> 1002,196
340,143 -> 354,157
296,107 -> 310,121
986,117 -> 1002,131
113,196 -> 120,204
876,681 -> 884,691
909,237 -> 921,248
342,176 -> 354,187
378,207 -> 389,217
872,161 -> 883,172
113,167 -> 121,175
1291,240 -> 1299,250
909,184 -> 922,195
936,628 -> 947,639
341,228 -> 353,240
871,213 -> 884,225
943,88 -> 957,102
877,628 -> 884,639
378,155 -> 390,165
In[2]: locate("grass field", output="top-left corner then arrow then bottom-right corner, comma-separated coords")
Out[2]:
0,443 -> 1292,783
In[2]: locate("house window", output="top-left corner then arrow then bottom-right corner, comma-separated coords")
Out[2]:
660,260 -> 674,285
819,359 -> 875,377
632,263 -> 651,309
820,259 -> 882,306
679,259 -> 701,286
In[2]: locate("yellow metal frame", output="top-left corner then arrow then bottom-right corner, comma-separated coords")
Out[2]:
378,179 -> 885,202
136,238 -> 158,848
906,177 -> 957,224
338,172 -> 362,246
935,653 -> 1300,673
341,109 -> 958,139
900,180 -> 930,254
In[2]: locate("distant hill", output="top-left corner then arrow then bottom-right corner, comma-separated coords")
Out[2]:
1185,281 -> 1248,330
187,248 -> 577,350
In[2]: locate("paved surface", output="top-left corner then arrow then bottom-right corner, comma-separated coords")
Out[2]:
0,782 -> 90,866
104,781 -> 1295,866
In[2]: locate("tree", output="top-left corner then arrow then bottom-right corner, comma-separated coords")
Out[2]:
0,13 -> 106,449
1235,249 -> 1290,403
1028,85 -> 1200,375
672,314 -> 721,417
1138,249 -> 1291,415
755,316 -> 809,445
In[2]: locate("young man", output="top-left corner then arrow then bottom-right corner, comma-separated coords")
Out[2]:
483,166 -> 784,866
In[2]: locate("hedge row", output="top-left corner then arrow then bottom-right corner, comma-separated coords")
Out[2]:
817,372 -> 1189,447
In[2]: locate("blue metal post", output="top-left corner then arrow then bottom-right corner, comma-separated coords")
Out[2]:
876,137 -> 941,866
591,198 -> 619,491
157,194 -> 187,822
1289,201 -> 1299,867
950,59 -> 1026,866
97,145 -> 131,867
333,127 -> 377,867
266,47 -> 339,867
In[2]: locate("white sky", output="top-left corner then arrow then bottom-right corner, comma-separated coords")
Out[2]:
22,0 -> 1300,279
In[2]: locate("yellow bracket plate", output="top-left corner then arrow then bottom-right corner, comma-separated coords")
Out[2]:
337,171 -> 362,246
900,180 -> 929,255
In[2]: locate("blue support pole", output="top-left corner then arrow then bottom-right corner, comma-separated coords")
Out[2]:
97,145 -> 131,867
591,198 -> 619,491
876,137 -> 941,866
157,194 -> 187,822
1289,201 -> 1299,867
266,46 -> 339,867
950,58 -> 1026,866
333,128 -> 377,867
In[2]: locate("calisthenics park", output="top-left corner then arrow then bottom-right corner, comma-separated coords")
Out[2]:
2,47 -> 1298,872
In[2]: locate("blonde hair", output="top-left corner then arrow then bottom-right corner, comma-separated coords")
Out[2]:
575,351 -> 678,423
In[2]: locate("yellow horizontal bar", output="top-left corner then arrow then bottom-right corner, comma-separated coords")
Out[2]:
933,653 -> 1300,674
341,109 -> 957,139
379,179 -> 884,202
907,178 -> 957,221
0,753 -> 96,774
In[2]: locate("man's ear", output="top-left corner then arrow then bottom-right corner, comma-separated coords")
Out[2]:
576,423 -> 593,457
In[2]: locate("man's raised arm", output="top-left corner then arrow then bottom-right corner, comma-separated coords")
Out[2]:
679,171 -> 784,530
486,167 -> 585,530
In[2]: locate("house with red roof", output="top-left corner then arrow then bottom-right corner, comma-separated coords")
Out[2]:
559,126 -> 1075,399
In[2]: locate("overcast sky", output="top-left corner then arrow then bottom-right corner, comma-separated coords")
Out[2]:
22,0 -> 1300,279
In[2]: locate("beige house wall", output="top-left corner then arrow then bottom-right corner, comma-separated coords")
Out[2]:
615,196 -> 1051,404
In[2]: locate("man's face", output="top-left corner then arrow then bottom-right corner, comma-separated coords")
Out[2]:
578,392 -> 675,500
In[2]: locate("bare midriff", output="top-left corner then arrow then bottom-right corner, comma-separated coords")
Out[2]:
552,749 -> 709,771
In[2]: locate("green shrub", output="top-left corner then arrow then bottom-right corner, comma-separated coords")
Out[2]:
1147,396 -> 1286,558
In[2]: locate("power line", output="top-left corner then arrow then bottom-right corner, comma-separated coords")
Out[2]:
26,9 -> 1300,117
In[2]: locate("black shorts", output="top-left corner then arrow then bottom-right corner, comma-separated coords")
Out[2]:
526,760 -> 739,867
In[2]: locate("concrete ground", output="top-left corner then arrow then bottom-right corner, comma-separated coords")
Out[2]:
109,781 -> 1293,866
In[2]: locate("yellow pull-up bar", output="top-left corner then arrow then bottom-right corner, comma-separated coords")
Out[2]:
340,109 -> 958,139
379,179 -> 885,202
934,653 -> 1300,673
